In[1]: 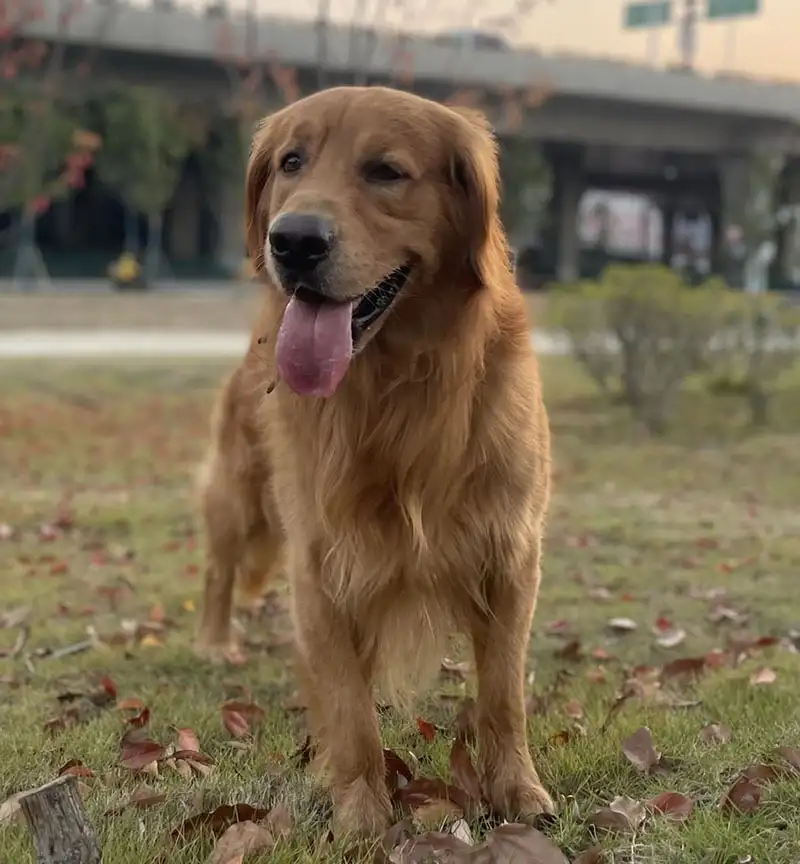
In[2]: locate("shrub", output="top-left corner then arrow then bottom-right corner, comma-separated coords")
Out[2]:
707,294 -> 800,426
554,265 -> 726,434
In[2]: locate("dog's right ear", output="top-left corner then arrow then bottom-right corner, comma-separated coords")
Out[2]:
244,116 -> 274,275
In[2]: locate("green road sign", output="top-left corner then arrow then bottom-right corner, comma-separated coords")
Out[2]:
623,1 -> 672,29
707,0 -> 759,19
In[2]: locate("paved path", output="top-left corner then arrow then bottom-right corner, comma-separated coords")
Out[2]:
0,329 -> 573,358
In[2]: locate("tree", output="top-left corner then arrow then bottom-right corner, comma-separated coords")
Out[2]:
206,5 -> 302,274
0,0 -> 110,286
95,86 -> 193,280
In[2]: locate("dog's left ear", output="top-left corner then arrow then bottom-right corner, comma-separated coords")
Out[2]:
244,116 -> 274,275
447,106 -> 508,289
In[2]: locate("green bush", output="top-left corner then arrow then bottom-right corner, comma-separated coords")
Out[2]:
707,294 -> 800,426
553,265 -> 727,434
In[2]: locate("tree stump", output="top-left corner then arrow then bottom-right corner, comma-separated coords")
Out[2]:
19,775 -> 101,864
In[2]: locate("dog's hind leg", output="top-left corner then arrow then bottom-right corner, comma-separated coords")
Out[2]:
194,452 -> 249,663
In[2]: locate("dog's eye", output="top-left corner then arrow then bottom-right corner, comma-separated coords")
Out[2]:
363,161 -> 407,184
279,152 -> 304,174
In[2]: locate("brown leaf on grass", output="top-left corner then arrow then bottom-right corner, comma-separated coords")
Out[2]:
221,701 -> 265,739
171,803 -> 270,842
106,785 -> 167,815
120,728 -> 166,772
660,656 -> 708,682
57,759 -> 95,779
389,831 -> 472,862
0,791 -> 26,826
645,791 -> 693,821
608,618 -> 637,633
177,727 -> 201,753
416,717 -> 437,742
481,823 -> 569,862
172,750 -> 216,778
777,746 -> 800,773
124,706 -> 151,728
554,639 -> 582,662
700,723 -> 732,745
385,748 -> 415,794
205,820 -> 276,863
720,776 -> 763,814
572,848 -> 605,864
749,667 -> 777,686
394,778 -> 472,817
622,727 -> 661,773
720,762 -> 785,815
117,697 -> 145,712
411,798 -> 465,830
449,738 -> 483,807
590,796 -> 646,834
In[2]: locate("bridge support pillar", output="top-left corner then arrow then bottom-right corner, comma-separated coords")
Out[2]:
717,154 -> 750,288
549,145 -> 584,283
215,179 -> 246,277
778,158 -> 800,286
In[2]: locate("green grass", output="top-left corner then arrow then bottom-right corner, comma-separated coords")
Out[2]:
2,357 -> 800,863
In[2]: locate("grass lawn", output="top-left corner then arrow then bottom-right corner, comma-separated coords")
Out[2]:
1,356 -> 800,863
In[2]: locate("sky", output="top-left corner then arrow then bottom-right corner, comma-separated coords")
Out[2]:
234,0 -> 799,83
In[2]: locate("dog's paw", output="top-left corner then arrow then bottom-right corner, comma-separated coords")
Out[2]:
193,639 -> 248,666
333,778 -> 393,840
485,772 -> 555,822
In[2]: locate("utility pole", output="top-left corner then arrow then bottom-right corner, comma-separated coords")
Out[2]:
677,0 -> 698,70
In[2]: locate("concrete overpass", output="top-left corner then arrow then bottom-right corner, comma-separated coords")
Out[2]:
21,0 -> 800,155
17,2 -> 800,283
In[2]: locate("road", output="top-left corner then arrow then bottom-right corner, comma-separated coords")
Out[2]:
0,329 -> 573,358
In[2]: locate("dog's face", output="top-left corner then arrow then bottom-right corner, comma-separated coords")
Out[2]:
245,86 -> 504,398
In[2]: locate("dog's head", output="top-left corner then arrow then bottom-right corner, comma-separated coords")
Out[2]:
245,86 -> 507,397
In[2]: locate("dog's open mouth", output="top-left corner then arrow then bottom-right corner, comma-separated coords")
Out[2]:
351,264 -> 411,341
275,264 -> 411,399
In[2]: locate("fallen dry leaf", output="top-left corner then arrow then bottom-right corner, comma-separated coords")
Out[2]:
645,791 -> 693,822
416,717 -> 437,743
749,667 -> 777,686
777,746 -> 800,773
481,823 -> 569,862
172,803 -> 271,842
177,727 -> 201,752
622,727 -> 661,773
120,728 -> 166,772
449,738 -> 483,809
388,831 -> 471,862
720,776 -> 763,814
0,791 -> 25,826
221,701 -> 265,739
655,627 -> 686,649
57,759 -> 95,779
700,723 -> 732,745
572,848 -> 605,864
590,796 -> 646,834
394,778 -> 472,818
106,785 -> 167,815
205,820 -> 276,863
608,618 -> 637,633
385,748 -> 415,794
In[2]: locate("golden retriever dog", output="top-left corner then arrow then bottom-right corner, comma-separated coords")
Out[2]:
195,86 -> 554,837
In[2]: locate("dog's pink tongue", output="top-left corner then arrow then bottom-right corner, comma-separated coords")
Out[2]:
276,295 -> 354,397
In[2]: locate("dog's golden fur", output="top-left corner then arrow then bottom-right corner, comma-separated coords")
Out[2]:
195,86 -> 554,836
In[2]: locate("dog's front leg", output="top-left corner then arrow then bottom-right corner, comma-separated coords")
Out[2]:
469,537 -> 555,821
292,568 -> 391,839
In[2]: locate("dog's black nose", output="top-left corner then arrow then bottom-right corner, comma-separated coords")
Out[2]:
268,213 -> 335,274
